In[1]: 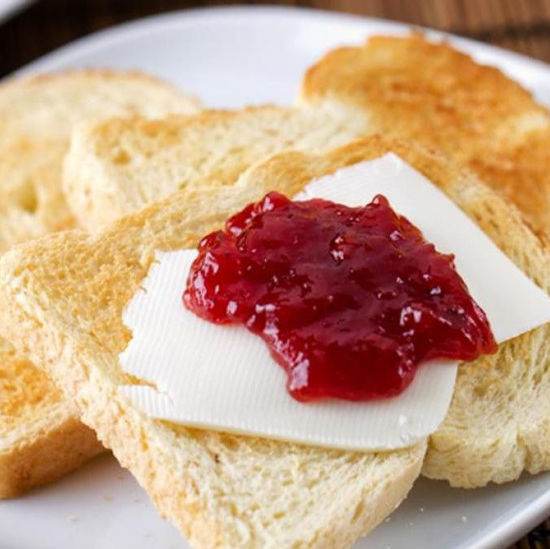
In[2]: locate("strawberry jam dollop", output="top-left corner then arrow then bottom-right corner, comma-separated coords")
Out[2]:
183,192 -> 497,402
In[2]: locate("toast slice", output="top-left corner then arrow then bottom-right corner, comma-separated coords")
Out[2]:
0,340 -> 102,498
62,105 -> 368,230
0,136 -> 463,548
0,137 -> 546,547
0,70 -> 200,498
64,36 -> 550,235
0,69 -> 200,243
300,34 -> 550,232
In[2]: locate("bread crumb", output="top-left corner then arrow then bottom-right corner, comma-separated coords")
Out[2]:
408,521 -> 414,526
67,515 -> 79,523
419,507 -> 425,513
385,516 -> 392,523
461,515 -> 468,522
103,494 -> 114,502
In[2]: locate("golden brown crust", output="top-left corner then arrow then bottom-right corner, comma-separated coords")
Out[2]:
0,340 -> 103,499
301,34 -> 550,232
62,104 -> 368,231
0,411 -> 103,499
468,127 -> 550,232
0,343 -> 63,428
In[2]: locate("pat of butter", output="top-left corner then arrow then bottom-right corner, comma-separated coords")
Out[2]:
119,153 -> 550,451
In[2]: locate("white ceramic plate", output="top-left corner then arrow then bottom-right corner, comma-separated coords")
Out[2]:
4,6 -> 550,549
0,0 -> 32,24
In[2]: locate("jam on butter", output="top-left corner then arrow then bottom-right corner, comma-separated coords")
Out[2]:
184,192 -> 497,402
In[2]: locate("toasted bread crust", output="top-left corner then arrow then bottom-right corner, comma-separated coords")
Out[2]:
62,105 -> 369,230
301,34 -> 550,231
0,408 -> 102,499
0,342 -> 103,498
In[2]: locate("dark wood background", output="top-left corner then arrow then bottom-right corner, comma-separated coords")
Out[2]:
2,1 -> 550,548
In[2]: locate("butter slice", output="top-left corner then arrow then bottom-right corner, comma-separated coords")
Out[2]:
119,153 -> 550,451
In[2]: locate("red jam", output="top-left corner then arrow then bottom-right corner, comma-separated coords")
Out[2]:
184,192 -> 497,402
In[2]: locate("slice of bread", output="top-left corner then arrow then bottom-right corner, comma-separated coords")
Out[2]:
300,34 -> 550,232
0,136 -> 457,548
0,69 -> 200,243
57,48 -> 550,490
63,105 -> 368,230
0,140 -> 72,252
0,70 -> 200,146
64,36 -> 550,235
0,136 -> 545,547
0,70 -> 200,498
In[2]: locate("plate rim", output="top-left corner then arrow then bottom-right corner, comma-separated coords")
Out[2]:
0,0 -> 33,25
12,4 -> 550,81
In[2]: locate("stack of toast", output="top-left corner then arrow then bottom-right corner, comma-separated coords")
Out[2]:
0,71 -> 199,497
1,34 -> 550,548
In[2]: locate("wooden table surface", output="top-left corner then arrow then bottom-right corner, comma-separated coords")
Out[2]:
2,1 -> 550,548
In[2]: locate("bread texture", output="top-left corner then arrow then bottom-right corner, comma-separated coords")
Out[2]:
0,70 -> 200,498
65,36 -> 550,235
0,340 -> 102,498
0,137 -> 454,548
63,105 -> 368,230
0,136 -> 548,547
55,42 -> 550,493
300,34 -> 550,232
0,69 -> 200,243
